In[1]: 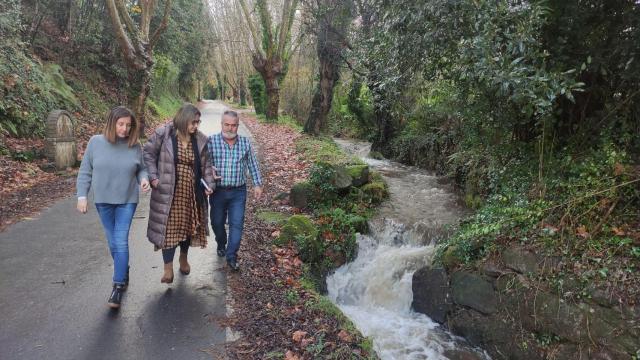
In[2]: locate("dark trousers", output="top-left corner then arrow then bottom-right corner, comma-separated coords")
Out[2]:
161,238 -> 190,264
209,185 -> 247,262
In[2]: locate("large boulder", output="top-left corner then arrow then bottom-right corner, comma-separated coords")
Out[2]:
290,181 -> 315,209
449,309 -> 544,360
331,164 -> 353,190
502,246 -> 540,274
451,271 -> 497,315
346,164 -> 370,187
276,215 -> 317,246
411,267 -> 451,324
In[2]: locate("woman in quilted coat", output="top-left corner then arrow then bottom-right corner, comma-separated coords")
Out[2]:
143,103 -> 215,283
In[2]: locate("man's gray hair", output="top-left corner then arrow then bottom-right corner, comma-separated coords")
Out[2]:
222,110 -> 239,122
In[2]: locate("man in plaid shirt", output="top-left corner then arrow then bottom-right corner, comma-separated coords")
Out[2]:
207,110 -> 263,271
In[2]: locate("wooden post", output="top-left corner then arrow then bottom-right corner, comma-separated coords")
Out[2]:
45,110 -> 76,170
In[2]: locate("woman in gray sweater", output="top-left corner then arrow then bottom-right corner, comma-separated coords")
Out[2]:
76,106 -> 150,309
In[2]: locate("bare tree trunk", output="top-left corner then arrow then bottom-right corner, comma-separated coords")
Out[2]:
128,66 -> 153,131
105,0 -> 170,134
254,56 -> 283,122
238,0 -> 299,122
264,74 -> 280,121
304,55 -> 339,134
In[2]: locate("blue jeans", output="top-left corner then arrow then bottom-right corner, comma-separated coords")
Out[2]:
95,203 -> 137,285
209,186 -> 247,262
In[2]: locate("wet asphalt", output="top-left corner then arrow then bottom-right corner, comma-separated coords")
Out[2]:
0,100 -> 245,360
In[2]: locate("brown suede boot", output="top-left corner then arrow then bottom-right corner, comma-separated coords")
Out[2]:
161,262 -> 174,283
178,253 -> 191,275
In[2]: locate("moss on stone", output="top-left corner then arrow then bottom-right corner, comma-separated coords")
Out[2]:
256,211 -> 289,225
368,150 -> 384,160
276,215 -> 318,246
361,181 -> 389,204
346,164 -> 370,186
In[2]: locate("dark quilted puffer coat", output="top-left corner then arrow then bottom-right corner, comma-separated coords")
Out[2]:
143,124 -> 215,247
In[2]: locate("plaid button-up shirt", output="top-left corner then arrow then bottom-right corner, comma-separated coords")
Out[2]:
207,133 -> 262,188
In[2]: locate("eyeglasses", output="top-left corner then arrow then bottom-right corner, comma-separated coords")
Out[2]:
191,119 -> 201,125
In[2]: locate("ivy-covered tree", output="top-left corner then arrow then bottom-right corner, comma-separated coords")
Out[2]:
238,0 -> 299,121
303,0 -> 355,135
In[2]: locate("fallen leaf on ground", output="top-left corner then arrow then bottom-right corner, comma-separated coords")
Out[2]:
292,330 -> 307,342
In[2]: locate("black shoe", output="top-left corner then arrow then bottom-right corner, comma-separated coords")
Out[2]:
227,260 -> 239,271
217,248 -> 226,257
108,284 -> 125,309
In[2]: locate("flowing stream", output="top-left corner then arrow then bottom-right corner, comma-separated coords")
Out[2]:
327,139 -> 490,360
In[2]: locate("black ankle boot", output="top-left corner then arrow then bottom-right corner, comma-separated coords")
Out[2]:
108,284 -> 125,309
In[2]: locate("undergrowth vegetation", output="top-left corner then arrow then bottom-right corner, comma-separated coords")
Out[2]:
324,0 -> 640,306
277,135 -> 388,286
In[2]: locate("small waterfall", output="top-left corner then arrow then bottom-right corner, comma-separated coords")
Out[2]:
327,139 -> 490,360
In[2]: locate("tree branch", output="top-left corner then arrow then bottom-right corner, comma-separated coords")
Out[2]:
238,0 -> 265,58
256,0 -> 274,56
105,0 -> 140,68
150,0 -> 171,49
114,0 -> 141,51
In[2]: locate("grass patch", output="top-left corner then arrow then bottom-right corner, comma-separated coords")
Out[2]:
148,93 -> 183,120
256,210 -> 289,225
295,135 -> 361,165
255,113 -> 304,132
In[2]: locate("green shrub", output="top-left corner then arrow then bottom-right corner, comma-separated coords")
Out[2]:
316,208 -> 364,263
0,46 -> 73,136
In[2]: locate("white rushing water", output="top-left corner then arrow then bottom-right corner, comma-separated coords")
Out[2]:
327,139 -> 490,360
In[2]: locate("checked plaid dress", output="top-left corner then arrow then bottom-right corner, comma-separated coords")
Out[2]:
163,138 -> 207,249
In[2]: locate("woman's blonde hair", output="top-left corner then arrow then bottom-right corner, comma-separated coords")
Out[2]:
103,106 -> 139,147
173,103 -> 201,137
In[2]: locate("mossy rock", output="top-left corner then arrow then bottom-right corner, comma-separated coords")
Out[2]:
368,151 -> 384,160
332,164 -> 353,189
442,245 -> 462,270
276,215 -> 318,246
314,161 -> 353,190
290,181 -> 316,209
346,164 -> 370,187
369,170 -> 384,183
256,211 -> 289,225
361,181 -> 389,204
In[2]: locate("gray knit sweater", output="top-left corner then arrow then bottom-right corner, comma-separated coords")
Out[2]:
76,135 -> 148,204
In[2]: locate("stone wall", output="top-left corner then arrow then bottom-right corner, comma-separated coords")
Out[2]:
412,246 -> 639,359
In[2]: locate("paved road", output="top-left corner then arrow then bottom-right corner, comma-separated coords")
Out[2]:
0,100 -> 243,360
